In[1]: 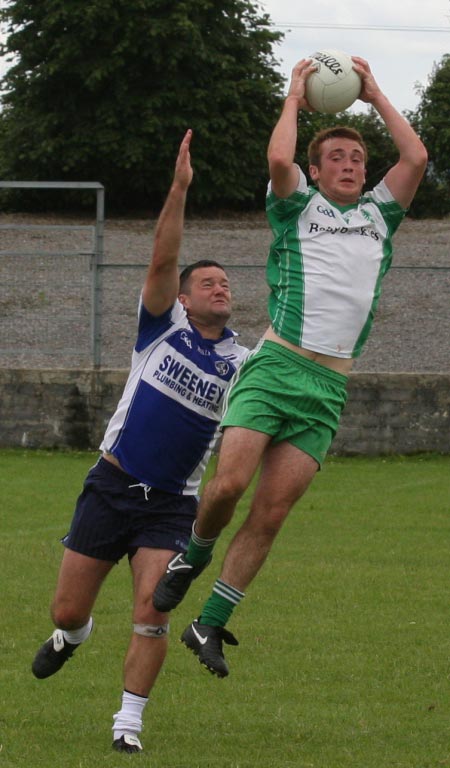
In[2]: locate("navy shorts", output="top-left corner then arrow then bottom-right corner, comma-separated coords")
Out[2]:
63,457 -> 198,562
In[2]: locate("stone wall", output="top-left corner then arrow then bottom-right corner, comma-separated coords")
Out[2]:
0,368 -> 449,455
333,373 -> 450,455
0,369 -> 122,450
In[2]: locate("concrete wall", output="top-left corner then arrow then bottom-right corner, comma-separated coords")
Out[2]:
333,373 -> 450,455
0,368 -> 449,455
0,369 -> 122,451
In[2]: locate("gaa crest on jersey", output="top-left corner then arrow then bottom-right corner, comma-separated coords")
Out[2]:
180,330 -> 193,349
215,360 -> 230,376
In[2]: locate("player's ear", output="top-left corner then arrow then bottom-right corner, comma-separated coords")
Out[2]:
179,292 -> 189,309
309,164 -> 319,181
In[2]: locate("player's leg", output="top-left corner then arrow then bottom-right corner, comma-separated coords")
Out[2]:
195,425 -> 272,539
181,441 -> 318,676
112,547 -> 173,754
152,426 -> 270,613
182,355 -> 348,676
113,487 -> 197,753
32,548 -> 113,679
220,441 -> 318,590
32,457 -> 128,680
51,548 -> 113,627
125,547 -> 172,694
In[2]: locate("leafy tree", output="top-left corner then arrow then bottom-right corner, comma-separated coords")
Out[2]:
407,54 -> 450,218
0,0 -> 285,211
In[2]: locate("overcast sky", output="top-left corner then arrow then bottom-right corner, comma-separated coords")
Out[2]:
260,0 -> 450,113
0,1 -> 449,115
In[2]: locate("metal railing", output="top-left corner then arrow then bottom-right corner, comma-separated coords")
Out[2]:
0,196 -> 448,371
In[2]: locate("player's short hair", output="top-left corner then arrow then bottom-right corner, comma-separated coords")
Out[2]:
179,260 -> 227,293
308,126 -> 368,167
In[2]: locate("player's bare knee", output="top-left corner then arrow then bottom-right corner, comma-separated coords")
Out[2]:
212,473 -> 246,504
51,604 -> 87,631
134,595 -> 168,624
247,504 -> 290,539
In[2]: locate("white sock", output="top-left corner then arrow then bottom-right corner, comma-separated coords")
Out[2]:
112,690 -> 149,740
62,616 -> 93,645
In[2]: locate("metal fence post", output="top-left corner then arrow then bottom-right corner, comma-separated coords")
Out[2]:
92,186 -> 105,367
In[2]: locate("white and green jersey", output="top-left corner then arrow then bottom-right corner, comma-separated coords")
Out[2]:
265,169 -> 406,358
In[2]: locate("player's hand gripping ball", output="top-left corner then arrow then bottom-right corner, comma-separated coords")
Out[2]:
306,49 -> 362,114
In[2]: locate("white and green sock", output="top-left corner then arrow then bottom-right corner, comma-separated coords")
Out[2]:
200,579 -> 245,627
185,522 -> 217,568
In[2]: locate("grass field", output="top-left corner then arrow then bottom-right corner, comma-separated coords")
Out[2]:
1,449 -> 449,767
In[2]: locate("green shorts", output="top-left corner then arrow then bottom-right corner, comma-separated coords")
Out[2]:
221,340 -> 348,467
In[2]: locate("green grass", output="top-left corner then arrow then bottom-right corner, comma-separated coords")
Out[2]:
1,449 -> 450,767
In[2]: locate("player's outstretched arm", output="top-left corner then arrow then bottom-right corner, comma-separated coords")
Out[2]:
142,129 -> 194,315
267,59 -> 316,199
352,57 -> 428,208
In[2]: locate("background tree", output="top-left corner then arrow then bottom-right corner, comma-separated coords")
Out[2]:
0,0 -> 285,211
407,54 -> 450,218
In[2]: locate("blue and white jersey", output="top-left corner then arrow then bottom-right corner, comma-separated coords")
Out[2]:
101,299 -> 248,495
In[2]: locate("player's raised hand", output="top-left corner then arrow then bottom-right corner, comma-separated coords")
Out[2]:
286,58 -> 318,111
351,56 -> 383,104
174,129 -> 194,191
